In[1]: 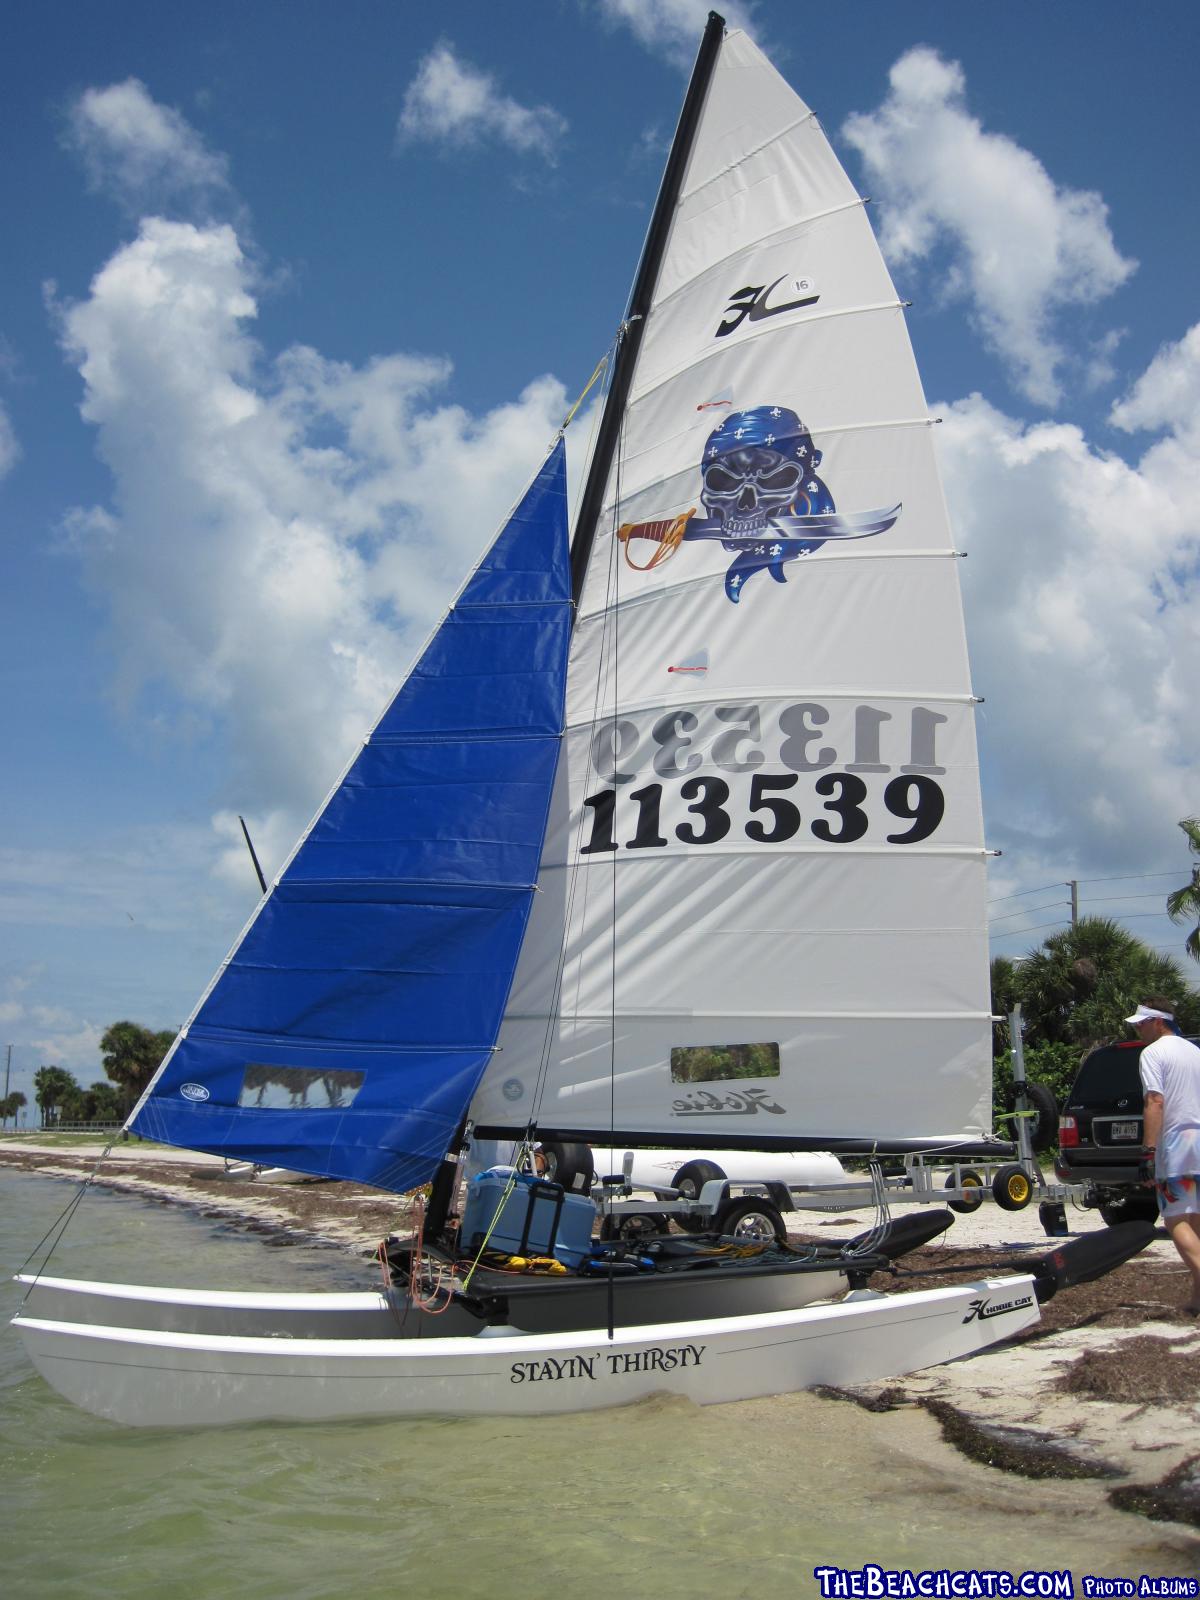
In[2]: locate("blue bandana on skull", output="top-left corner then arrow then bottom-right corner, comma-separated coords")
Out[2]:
615,402 -> 900,603
700,408 -> 836,596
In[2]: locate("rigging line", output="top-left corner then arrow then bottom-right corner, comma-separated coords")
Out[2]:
560,351 -> 610,433
16,1140 -> 115,1302
525,331 -> 631,1138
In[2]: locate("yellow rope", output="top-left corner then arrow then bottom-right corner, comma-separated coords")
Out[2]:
561,351 -> 609,432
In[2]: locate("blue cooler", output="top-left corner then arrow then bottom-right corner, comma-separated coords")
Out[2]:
460,1171 -> 595,1268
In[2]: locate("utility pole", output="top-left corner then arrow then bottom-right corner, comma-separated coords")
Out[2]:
1067,880 -> 1078,926
2,1043 -> 10,1131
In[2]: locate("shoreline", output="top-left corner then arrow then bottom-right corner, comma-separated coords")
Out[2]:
4,1142 -> 1199,1533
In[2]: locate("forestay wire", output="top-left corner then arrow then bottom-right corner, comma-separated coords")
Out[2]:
16,1140 -> 116,1303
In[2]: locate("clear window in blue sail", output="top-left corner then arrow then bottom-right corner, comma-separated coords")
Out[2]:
669,1044 -> 780,1084
238,1065 -> 366,1109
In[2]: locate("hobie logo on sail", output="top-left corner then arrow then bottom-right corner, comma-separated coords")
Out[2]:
617,406 -> 901,604
180,1083 -> 210,1102
716,276 -> 819,336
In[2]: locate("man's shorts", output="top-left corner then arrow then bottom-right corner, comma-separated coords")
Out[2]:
1157,1172 -> 1200,1220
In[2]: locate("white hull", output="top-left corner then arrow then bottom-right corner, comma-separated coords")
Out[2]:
13,1276 -> 1038,1427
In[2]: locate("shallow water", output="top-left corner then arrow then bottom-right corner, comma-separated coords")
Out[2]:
3,1171 -> 1196,1600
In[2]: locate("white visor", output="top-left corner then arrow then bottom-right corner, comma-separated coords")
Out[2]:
1125,1005 -> 1174,1025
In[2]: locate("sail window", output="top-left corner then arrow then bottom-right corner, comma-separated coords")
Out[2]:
238,1065 -> 366,1110
669,1044 -> 780,1084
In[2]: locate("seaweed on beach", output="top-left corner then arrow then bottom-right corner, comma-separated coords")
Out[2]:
921,1397 -> 1125,1480
1058,1334 -> 1200,1405
1109,1454 -> 1200,1528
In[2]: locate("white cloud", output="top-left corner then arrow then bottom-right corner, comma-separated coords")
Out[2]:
29,1020 -> 106,1076
65,78 -> 232,217
54,217 -> 570,834
397,43 -> 567,162
1111,324 -> 1200,447
0,399 -> 18,477
596,0 -> 760,68
937,333 -> 1200,900
842,48 -> 1135,407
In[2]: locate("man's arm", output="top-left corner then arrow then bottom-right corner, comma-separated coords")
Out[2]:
1143,1090 -> 1164,1147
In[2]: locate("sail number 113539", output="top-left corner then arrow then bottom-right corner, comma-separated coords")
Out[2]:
580,771 -> 945,850
580,701 -> 956,851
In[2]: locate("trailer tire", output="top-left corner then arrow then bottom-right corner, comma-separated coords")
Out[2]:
993,1163 -> 1033,1212
946,1169 -> 984,1214
673,1159 -> 726,1232
538,1141 -> 595,1196
714,1196 -> 788,1244
1005,1081 -> 1059,1153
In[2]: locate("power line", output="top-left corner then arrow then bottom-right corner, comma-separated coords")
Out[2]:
987,900 -> 1070,927
989,918 -> 1071,939
987,881 -> 1060,906
988,868 -> 1184,907
1080,892 -> 1171,906
1077,870 -> 1184,885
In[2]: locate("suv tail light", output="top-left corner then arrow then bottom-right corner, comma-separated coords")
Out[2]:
1058,1114 -> 1079,1148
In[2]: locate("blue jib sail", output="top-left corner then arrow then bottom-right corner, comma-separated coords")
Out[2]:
130,441 -> 570,1191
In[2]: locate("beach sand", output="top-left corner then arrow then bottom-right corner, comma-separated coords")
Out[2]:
4,1138 -> 1198,1530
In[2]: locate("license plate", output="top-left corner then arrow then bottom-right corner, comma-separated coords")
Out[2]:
1109,1120 -> 1139,1141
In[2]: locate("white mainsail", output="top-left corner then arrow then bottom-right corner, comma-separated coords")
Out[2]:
471,29 -> 991,1151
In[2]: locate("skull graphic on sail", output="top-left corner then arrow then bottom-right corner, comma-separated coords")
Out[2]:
618,405 -> 902,603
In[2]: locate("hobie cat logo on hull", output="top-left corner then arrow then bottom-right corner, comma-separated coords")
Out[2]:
961,1291 -> 1034,1323
617,406 -> 901,604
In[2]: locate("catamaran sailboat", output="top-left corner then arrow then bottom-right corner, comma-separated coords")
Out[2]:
13,15 -> 1148,1427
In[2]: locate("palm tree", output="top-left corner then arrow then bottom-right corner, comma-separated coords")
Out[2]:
33,1065 -> 81,1127
1014,916 -> 1198,1048
1167,817 -> 1200,963
100,1022 -> 174,1115
0,1090 -> 27,1129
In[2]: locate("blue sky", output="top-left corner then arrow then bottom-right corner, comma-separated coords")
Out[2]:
2,1 -> 1198,1112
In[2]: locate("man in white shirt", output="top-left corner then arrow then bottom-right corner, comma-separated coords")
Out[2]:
1127,1000 -> 1200,1314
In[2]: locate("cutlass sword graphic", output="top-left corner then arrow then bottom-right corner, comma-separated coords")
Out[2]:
618,504 -> 902,601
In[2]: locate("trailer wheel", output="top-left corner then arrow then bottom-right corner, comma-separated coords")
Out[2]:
945,1170 -> 984,1214
538,1141 -> 595,1196
714,1196 -> 788,1244
673,1159 -> 726,1232
1004,1081 -> 1059,1153
993,1163 -> 1033,1212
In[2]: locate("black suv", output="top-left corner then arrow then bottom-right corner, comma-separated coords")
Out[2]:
1055,1036 -> 1200,1224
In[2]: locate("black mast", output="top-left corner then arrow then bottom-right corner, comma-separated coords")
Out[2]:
569,10 -> 726,605
429,15 -> 725,1227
